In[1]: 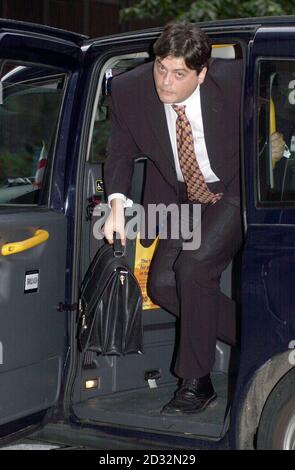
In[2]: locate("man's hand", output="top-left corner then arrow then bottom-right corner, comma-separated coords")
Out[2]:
271,132 -> 285,163
103,198 -> 126,246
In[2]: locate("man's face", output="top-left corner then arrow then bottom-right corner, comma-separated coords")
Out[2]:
153,55 -> 207,104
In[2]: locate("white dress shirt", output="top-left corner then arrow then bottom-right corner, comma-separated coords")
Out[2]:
108,84 -> 219,207
164,84 -> 219,183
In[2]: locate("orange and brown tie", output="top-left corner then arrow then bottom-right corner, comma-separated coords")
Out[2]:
172,104 -> 223,204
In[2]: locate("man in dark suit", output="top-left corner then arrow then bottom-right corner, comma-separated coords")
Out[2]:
104,22 -> 242,415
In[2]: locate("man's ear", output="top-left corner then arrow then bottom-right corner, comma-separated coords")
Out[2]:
197,67 -> 207,85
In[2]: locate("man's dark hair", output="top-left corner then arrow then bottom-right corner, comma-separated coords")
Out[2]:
153,21 -> 211,73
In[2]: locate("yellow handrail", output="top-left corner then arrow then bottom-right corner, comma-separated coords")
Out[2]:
1,229 -> 49,256
270,97 -> 276,168
212,44 -> 235,48
270,97 -> 276,134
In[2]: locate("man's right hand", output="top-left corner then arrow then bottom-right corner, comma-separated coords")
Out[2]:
103,198 -> 126,246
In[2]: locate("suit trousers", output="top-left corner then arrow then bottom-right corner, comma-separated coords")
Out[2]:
147,182 -> 243,379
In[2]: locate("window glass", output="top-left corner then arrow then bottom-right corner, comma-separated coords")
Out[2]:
0,61 -> 66,205
258,60 -> 295,203
89,56 -> 148,164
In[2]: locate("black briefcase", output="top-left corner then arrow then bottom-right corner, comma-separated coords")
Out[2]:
77,237 -> 143,356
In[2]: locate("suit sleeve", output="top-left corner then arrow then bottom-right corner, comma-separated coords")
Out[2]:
104,77 -> 141,199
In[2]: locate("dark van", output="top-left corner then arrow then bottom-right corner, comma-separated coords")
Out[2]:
0,16 -> 295,451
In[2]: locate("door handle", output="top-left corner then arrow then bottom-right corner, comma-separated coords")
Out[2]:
1,229 -> 49,256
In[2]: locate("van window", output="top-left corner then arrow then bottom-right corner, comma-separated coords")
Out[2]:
258,60 -> 295,203
89,54 -> 149,164
0,61 -> 66,205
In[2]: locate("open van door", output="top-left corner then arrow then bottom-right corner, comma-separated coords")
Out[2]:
0,22 -> 83,437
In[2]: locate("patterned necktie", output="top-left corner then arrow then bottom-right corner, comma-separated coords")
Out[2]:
172,104 -> 223,204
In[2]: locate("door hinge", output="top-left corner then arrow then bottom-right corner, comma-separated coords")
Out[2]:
57,302 -> 78,312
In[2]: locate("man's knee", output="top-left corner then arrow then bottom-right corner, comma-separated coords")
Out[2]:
146,272 -> 159,302
174,255 -> 215,287
147,267 -> 176,305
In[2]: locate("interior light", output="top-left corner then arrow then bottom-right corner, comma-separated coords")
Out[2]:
85,379 -> 99,390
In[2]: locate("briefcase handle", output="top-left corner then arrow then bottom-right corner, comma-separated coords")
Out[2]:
113,231 -> 125,257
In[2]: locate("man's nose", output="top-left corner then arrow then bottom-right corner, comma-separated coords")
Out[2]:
163,72 -> 172,86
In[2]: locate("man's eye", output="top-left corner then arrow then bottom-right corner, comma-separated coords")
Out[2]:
176,73 -> 184,78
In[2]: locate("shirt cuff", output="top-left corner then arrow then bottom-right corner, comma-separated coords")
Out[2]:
108,193 -> 133,208
283,145 -> 291,159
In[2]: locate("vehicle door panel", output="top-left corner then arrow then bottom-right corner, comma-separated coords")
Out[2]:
0,26 -> 82,432
239,26 -> 295,382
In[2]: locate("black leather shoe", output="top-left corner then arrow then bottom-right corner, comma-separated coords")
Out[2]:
161,375 -> 217,415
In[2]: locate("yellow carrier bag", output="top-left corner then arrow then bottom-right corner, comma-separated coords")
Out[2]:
134,234 -> 160,310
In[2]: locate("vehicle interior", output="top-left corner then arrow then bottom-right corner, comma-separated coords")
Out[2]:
258,60 -> 295,203
0,61 -> 66,205
71,42 -> 244,443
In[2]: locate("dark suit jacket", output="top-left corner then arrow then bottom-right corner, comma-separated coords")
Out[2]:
105,59 -> 242,241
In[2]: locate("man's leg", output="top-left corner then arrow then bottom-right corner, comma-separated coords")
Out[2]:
147,236 -> 182,317
147,182 -> 192,316
173,197 -> 242,379
160,197 -> 242,415
148,197 -> 242,375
